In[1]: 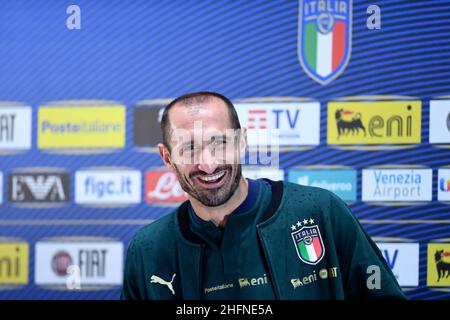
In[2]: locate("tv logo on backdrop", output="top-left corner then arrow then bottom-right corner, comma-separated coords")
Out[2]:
362,168 -> 432,202
327,99 -> 422,145
0,105 -> 31,152
376,242 -> 419,287
235,101 -> 320,148
0,241 -> 29,285
8,169 -> 70,206
288,168 -> 356,201
35,240 -> 123,288
298,0 -> 352,85
75,168 -> 141,206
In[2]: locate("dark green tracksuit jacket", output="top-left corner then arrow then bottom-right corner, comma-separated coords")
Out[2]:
121,180 -> 406,300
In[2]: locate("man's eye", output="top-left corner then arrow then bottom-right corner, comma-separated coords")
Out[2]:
184,144 -> 199,153
213,139 -> 226,146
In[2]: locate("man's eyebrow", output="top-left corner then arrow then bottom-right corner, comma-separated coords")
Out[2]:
180,140 -> 194,147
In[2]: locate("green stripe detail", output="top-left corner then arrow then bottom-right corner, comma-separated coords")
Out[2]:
298,242 -> 310,260
304,22 -> 317,71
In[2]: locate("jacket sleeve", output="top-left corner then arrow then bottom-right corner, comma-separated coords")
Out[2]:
329,193 -> 407,300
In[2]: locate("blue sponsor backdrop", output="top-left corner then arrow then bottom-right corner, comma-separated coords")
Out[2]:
0,0 -> 449,299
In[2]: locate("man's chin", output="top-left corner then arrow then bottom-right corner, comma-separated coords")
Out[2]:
195,189 -> 231,207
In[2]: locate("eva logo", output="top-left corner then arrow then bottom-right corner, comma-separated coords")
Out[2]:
298,0 -> 352,85
8,168 -> 70,206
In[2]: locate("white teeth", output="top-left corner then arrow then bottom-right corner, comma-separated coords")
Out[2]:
199,171 -> 225,182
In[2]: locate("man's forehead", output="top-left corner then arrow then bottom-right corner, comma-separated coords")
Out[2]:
170,125 -> 239,143
169,97 -> 230,129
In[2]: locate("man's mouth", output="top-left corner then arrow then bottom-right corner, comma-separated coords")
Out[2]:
198,171 -> 225,182
194,170 -> 228,188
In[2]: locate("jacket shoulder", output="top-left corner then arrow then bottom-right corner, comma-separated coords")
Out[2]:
282,181 -> 337,203
131,210 -> 178,251
279,181 -> 349,219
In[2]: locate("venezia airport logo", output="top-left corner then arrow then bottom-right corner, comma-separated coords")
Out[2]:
290,218 -> 325,265
298,0 -> 352,85
362,168 -> 432,203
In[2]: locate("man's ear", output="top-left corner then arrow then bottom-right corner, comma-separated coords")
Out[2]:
158,143 -> 175,172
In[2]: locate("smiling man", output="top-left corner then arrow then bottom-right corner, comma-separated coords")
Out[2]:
121,91 -> 406,300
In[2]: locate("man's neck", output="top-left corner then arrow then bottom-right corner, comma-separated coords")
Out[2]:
189,177 -> 249,228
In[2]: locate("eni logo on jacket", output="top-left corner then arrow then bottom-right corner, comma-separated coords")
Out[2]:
291,218 -> 325,265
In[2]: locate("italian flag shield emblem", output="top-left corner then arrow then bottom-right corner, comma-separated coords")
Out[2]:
298,0 -> 352,85
292,225 -> 325,265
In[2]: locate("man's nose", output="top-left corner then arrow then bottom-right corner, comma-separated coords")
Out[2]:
197,147 -> 219,174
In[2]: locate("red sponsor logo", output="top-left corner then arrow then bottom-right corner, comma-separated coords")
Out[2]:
247,109 -> 267,129
145,171 -> 187,204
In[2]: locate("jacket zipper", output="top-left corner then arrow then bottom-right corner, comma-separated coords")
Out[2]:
198,243 -> 205,299
257,226 -> 281,299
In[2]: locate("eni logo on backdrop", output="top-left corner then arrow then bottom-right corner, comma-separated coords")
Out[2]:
327,97 -> 422,146
0,242 -> 29,286
298,0 -> 381,85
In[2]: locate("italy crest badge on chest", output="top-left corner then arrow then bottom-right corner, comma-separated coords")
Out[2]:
291,218 -> 325,265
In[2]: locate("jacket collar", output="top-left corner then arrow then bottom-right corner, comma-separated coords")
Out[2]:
177,179 -> 284,244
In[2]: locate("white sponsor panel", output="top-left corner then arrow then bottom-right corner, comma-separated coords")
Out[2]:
235,102 -> 320,146
438,168 -> 450,201
35,241 -> 123,286
243,168 -> 284,181
75,170 -> 141,204
429,100 -> 450,144
362,169 -> 432,202
376,242 -> 419,287
0,106 -> 32,150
